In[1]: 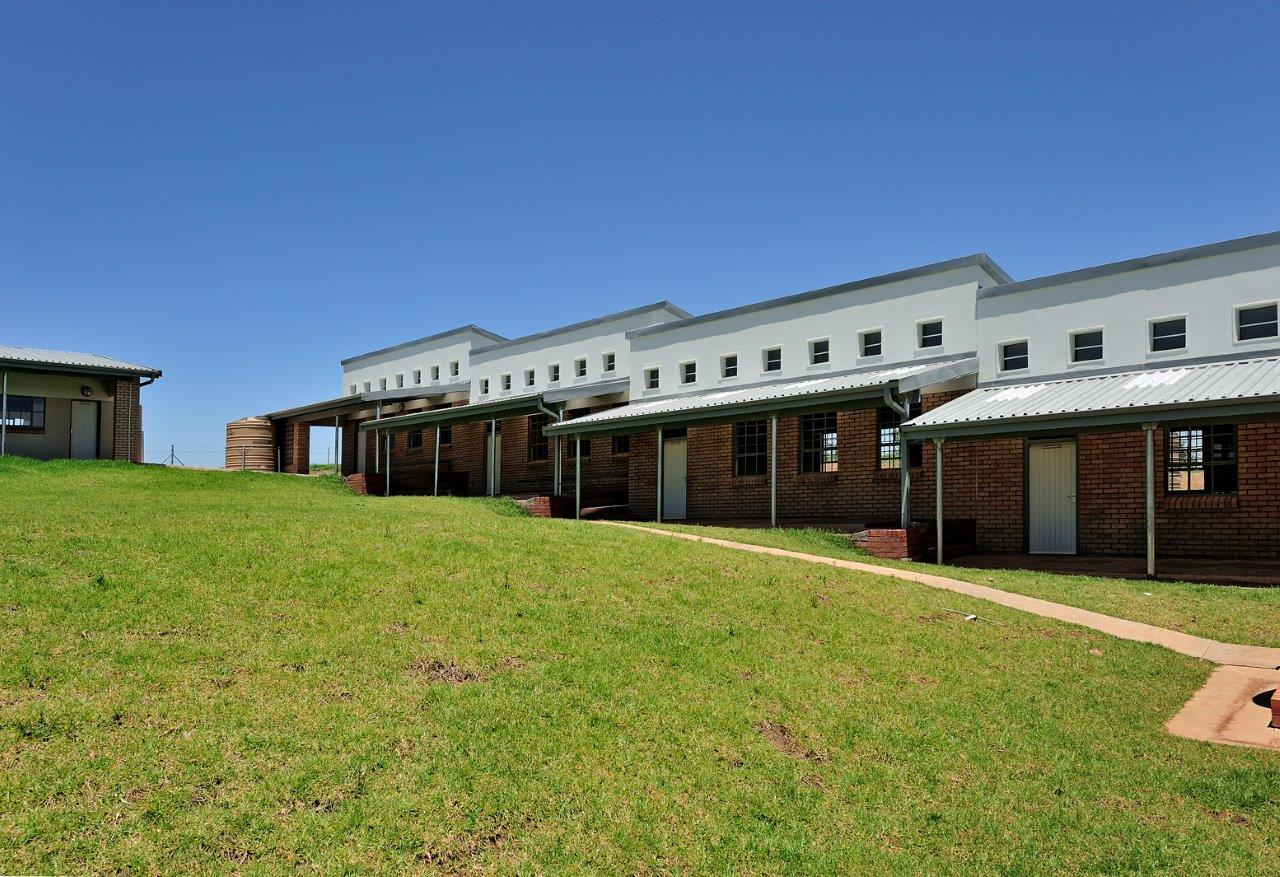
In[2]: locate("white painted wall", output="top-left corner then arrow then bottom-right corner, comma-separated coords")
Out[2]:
626,266 -> 995,398
976,243 -> 1280,383
341,333 -> 488,396
468,307 -> 685,403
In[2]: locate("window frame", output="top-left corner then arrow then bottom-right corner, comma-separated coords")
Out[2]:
877,403 -> 922,470
644,367 -> 660,391
527,413 -> 549,461
479,378 -> 490,396
859,328 -> 883,359
762,346 -> 782,373
998,338 -> 1029,373
574,358 -> 588,380
917,318 -> 944,350
449,361 -> 460,378
349,384 -> 358,395
680,360 -> 697,385
500,373 -> 512,392
412,369 -> 422,385
395,373 -> 405,389
1235,301 -> 1279,344
1166,424 -> 1237,495
602,351 -> 616,374
431,365 -> 440,382
408,429 -> 424,449
547,363 -> 561,384
1069,327 -> 1105,365
808,337 -> 831,367
612,434 -> 630,455
439,424 -> 452,445
1148,315 -> 1188,356
1,395 -> 45,431
379,377 -> 388,391
720,354 -> 739,380
733,419 -> 768,477
524,368 -> 536,388
798,411 -> 839,473
363,381 -> 372,393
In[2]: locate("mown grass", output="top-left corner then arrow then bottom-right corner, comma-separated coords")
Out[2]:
647,522 -> 1280,649
1,457 -> 1278,875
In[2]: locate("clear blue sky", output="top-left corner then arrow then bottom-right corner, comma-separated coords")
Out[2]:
4,2 -> 1278,464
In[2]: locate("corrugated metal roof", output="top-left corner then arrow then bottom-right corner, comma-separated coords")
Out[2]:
905,356 -> 1280,436
545,357 -> 977,435
0,344 -> 161,376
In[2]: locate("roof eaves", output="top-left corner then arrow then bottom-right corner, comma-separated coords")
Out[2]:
469,301 -> 692,358
340,324 -> 506,366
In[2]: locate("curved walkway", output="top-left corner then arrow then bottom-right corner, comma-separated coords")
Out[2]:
594,521 -> 1280,749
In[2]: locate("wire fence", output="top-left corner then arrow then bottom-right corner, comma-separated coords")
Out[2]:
145,444 -> 336,469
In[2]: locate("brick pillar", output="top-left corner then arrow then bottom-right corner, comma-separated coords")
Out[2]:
276,421 -> 310,474
341,416 -> 359,476
111,377 -> 143,462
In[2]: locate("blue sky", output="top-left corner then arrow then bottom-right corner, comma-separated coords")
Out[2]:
3,2 -> 1278,464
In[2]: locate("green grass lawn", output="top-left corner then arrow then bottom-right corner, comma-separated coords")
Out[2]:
646,523 -> 1280,649
2,458 -> 1278,875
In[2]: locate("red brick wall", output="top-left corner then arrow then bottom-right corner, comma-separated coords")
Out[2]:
276,421 -> 309,474
111,377 -> 143,462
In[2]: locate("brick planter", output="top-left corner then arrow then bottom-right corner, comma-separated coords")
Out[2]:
862,527 -> 927,560
528,495 -> 576,518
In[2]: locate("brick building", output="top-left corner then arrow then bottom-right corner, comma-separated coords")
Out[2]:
251,229 -> 1280,569
0,345 -> 160,463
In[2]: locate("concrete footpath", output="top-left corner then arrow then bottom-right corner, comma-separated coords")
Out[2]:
593,521 -> 1280,749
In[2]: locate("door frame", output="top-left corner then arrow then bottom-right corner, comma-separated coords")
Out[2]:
69,399 -> 101,460
1023,436 -> 1079,554
662,435 -> 688,520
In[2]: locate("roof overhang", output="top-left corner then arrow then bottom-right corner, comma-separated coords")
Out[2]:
359,393 -> 549,432
266,384 -> 469,422
543,377 -> 630,404
545,356 -> 977,438
0,358 -> 162,379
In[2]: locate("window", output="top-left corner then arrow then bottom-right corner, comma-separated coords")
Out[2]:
645,367 -> 659,390
1071,329 -> 1104,363
500,374 -> 511,391
2,395 -> 45,430
548,363 -> 561,383
1151,317 -> 1186,352
763,347 -> 782,372
681,361 -> 696,384
574,358 -> 587,379
439,424 -> 452,445
396,374 -> 405,388
409,430 -> 423,449
450,361 -> 460,378
527,414 -> 549,461
524,369 -> 535,387
569,438 -> 591,458
861,330 -> 882,357
603,352 -> 616,373
479,378 -> 490,395
877,404 -> 922,469
809,338 -> 830,366
1238,303 -> 1278,341
919,320 -> 943,348
363,381 -> 372,392
413,369 -> 422,385
734,420 -> 768,476
1167,425 -> 1237,494
349,384 -> 357,395
999,340 -> 1029,372
612,435 -> 630,455
799,412 -> 838,473
379,377 -> 388,391
721,354 -> 738,379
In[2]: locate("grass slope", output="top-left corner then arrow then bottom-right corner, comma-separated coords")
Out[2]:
648,523 -> 1280,649
1,458 -> 1277,875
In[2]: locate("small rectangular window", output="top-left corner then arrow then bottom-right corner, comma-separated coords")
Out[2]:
527,414 -> 549,461
1,395 -> 45,429
763,347 -> 782,372
721,355 -> 738,379
450,361 -> 460,378
681,362 -> 696,384
1000,340 -> 1029,372
501,374 -> 511,391
408,430 -> 423,449
645,367 -> 660,390
809,339 -> 830,366
878,404 -> 922,469
1072,330 -> 1104,363
1151,317 -> 1186,352
363,381 -> 372,392
479,378 -> 489,395
799,412 -> 838,473
861,330 -> 882,357
439,424 -> 452,445
569,438 -> 591,458
1167,424 -> 1237,494
525,369 -> 535,387
548,364 -> 560,383
379,377 -> 388,391
395,374 -> 405,388
575,358 -> 587,379
349,384 -> 358,395
1238,303 -> 1278,341
413,369 -> 422,385
919,320 -> 943,348
603,352 -> 616,372
734,420 -> 768,476
612,434 -> 630,455
431,365 -> 440,381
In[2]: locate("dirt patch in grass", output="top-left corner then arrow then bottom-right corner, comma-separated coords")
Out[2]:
757,721 -> 827,762
409,659 -> 481,684
417,821 -> 520,869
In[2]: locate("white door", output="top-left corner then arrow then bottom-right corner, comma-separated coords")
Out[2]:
486,432 -> 502,495
1028,440 -> 1077,554
662,437 -> 687,520
70,400 -> 98,460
